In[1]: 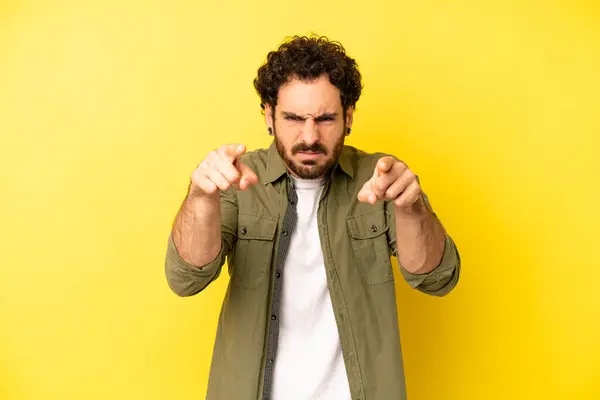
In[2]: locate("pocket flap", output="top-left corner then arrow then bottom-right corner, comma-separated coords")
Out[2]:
237,213 -> 278,240
347,209 -> 389,239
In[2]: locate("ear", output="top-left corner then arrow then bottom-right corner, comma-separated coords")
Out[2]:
345,107 -> 354,129
265,104 -> 274,130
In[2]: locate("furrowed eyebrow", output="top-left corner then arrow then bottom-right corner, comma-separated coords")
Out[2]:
282,112 -> 304,120
314,113 -> 338,121
281,112 -> 338,121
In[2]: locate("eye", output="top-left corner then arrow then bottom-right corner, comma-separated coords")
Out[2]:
315,116 -> 336,122
285,115 -> 303,121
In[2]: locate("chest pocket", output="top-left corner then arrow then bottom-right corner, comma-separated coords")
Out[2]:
346,208 -> 394,285
230,213 -> 278,289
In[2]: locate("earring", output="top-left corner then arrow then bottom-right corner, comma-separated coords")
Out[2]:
346,127 -> 352,136
268,127 -> 273,136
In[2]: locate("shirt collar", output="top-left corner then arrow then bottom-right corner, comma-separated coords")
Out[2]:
262,140 -> 355,185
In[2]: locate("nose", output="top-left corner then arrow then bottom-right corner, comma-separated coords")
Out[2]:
300,118 -> 319,145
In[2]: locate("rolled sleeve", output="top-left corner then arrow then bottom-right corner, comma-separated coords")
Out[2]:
165,233 -> 226,297
399,234 -> 461,297
164,187 -> 238,297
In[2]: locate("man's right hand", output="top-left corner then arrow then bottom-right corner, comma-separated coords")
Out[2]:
190,144 -> 259,197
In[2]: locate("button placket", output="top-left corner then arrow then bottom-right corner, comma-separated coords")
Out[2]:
261,177 -> 298,400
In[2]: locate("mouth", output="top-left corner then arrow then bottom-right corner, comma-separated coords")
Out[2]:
296,151 -> 323,160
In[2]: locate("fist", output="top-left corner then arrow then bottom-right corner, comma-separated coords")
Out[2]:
357,156 -> 422,208
191,144 -> 259,196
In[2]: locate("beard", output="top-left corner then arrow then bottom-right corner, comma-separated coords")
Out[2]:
274,127 -> 346,180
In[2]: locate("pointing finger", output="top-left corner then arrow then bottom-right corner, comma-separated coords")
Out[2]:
220,143 -> 246,163
236,161 -> 259,190
357,181 -> 373,203
358,179 -> 379,204
376,156 -> 395,175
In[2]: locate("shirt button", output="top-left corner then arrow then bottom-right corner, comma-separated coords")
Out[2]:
371,225 -> 378,233
271,314 -> 277,320
275,271 -> 281,278
268,358 -> 274,364
282,230 -> 288,236
240,227 -> 247,235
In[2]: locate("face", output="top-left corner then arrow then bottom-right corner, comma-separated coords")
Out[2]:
265,74 -> 353,180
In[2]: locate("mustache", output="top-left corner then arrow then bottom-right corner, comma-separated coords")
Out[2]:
291,142 -> 328,155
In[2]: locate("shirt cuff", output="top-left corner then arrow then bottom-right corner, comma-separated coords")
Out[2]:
165,233 -> 225,296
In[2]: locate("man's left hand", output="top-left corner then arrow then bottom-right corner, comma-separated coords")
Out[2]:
357,156 -> 422,208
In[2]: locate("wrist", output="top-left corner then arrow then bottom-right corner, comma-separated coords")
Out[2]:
187,185 -> 220,206
394,195 -> 427,217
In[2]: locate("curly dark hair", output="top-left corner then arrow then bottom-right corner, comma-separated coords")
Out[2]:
253,35 -> 363,113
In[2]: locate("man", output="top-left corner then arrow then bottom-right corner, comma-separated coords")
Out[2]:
165,35 -> 460,400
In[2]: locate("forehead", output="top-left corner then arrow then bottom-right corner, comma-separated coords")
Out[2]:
276,74 -> 342,115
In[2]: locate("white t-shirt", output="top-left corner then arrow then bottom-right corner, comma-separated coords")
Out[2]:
271,177 -> 351,400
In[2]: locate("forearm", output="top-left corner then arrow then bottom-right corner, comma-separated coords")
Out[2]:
394,195 -> 446,274
172,187 -> 222,267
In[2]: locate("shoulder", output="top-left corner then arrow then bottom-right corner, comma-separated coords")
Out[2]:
238,146 -> 270,174
239,146 -> 269,163
342,145 -> 395,181
345,145 -> 393,161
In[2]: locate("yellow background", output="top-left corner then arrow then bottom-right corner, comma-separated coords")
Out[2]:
1,0 -> 599,399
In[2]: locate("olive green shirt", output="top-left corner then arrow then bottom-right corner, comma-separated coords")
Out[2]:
165,141 -> 460,400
